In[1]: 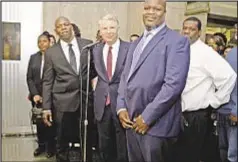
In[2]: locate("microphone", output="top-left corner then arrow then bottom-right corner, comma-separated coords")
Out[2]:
82,41 -> 100,50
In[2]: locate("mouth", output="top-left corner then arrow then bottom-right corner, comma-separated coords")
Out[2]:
145,16 -> 155,21
61,31 -> 68,35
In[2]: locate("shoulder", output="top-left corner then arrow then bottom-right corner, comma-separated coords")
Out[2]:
30,52 -> 40,59
166,28 -> 189,45
78,38 -> 93,45
120,39 -> 130,47
227,47 -> 237,65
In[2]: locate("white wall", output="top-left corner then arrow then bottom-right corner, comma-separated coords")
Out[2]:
2,2 -> 43,134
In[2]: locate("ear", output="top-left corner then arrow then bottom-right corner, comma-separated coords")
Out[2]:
198,30 -> 202,37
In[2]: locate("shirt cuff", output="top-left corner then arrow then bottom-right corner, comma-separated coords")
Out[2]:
117,108 -> 127,115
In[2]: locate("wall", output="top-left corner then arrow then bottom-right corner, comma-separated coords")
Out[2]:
43,2 -> 187,41
2,2 -> 43,134
209,2 -> 237,18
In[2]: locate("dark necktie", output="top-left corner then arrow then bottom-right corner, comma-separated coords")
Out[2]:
68,43 -> 77,73
106,46 -> 113,105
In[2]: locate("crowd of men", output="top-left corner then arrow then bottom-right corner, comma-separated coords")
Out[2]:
26,0 -> 237,162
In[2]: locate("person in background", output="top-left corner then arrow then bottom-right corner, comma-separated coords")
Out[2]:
217,47 -> 237,162
129,34 -> 140,42
174,16 -> 236,162
228,23 -> 237,46
96,29 -> 103,42
223,45 -> 234,58
26,31 -> 56,158
49,34 -> 56,47
71,23 -> 81,38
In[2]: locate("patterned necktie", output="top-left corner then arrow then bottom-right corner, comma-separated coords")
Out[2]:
68,43 -> 77,73
106,46 -> 113,106
127,32 -> 151,80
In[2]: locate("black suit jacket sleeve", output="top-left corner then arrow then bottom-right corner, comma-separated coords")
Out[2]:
26,55 -> 39,97
42,51 -> 54,110
89,48 -> 98,79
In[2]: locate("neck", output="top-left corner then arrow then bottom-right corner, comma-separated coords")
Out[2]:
41,51 -> 45,55
106,38 -> 118,46
62,35 -> 74,43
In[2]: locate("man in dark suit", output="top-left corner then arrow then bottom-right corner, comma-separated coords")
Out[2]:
92,14 -> 129,162
116,0 -> 190,162
42,16 -> 97,162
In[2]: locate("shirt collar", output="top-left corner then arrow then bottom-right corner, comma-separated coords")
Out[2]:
143,22 -> 166,37
105,38 -> 120,49
60,36 -> 77,48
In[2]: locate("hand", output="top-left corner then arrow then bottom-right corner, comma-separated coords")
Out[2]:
43,110 -> 53,127
133,115 -> 149,135
33,95 -> 42,104
118,110 -> 134,129
230,114 -> 238,122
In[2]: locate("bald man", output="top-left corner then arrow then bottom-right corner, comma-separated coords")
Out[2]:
42,16 -> 97,162
116,0 -> 190,162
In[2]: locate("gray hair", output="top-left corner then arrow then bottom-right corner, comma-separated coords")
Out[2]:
98,14 -> 119,27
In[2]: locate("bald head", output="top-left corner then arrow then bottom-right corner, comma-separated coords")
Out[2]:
54,16 -> 74,43
144,0 -> 166,10
55,16 -> 71,27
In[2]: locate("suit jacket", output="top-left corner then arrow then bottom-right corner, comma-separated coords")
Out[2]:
93,40 -> 130,121
27,51 -> 44,102
117,26 -> 190,137
42,37 -> 97,113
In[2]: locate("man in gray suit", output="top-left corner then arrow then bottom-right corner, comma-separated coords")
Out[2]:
116,0 -> 190,162
42,16 -> 97,162
92,14 -> 129,162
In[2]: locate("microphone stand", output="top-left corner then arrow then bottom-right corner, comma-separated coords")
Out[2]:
82,46 -> 91,162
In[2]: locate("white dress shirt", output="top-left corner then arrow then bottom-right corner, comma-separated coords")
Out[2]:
60,37 -> 81,73
103,39 -> 120,76
181,39 -> 237,112
40,54 -> 44,79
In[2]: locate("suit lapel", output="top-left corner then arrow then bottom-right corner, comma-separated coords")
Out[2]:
57,42 -> 78,76
125,37 -> 142,81
35,52 -> 42,80
128,26 -> 168,82
111,40 -> 128,82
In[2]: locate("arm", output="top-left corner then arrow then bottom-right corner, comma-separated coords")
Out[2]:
116,70 -> 127,112
42,50 -> 54,110
26,55 -> 39,97
226,48 -> 237,117
141,36 -> 190,126
205,49 -> 237,109
90,47 -> 98,80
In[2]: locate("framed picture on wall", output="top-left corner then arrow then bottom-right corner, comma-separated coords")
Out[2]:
2,22 -> 21,61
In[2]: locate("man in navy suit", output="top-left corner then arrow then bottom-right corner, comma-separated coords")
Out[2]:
92,14 -> 130,162
116,0 -> 190,161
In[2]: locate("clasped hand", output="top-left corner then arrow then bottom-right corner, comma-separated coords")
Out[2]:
118,110 -> 149,135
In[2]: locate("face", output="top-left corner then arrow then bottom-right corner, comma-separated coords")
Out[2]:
224,47 -> 232,57
55,17 -> 73,42
38,35 -> 50,52
143,0 -> 166,30
207,38 -> 218,51
49,37 -> 56,47
182,20 -> 201,44
99,20 -> 119,45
